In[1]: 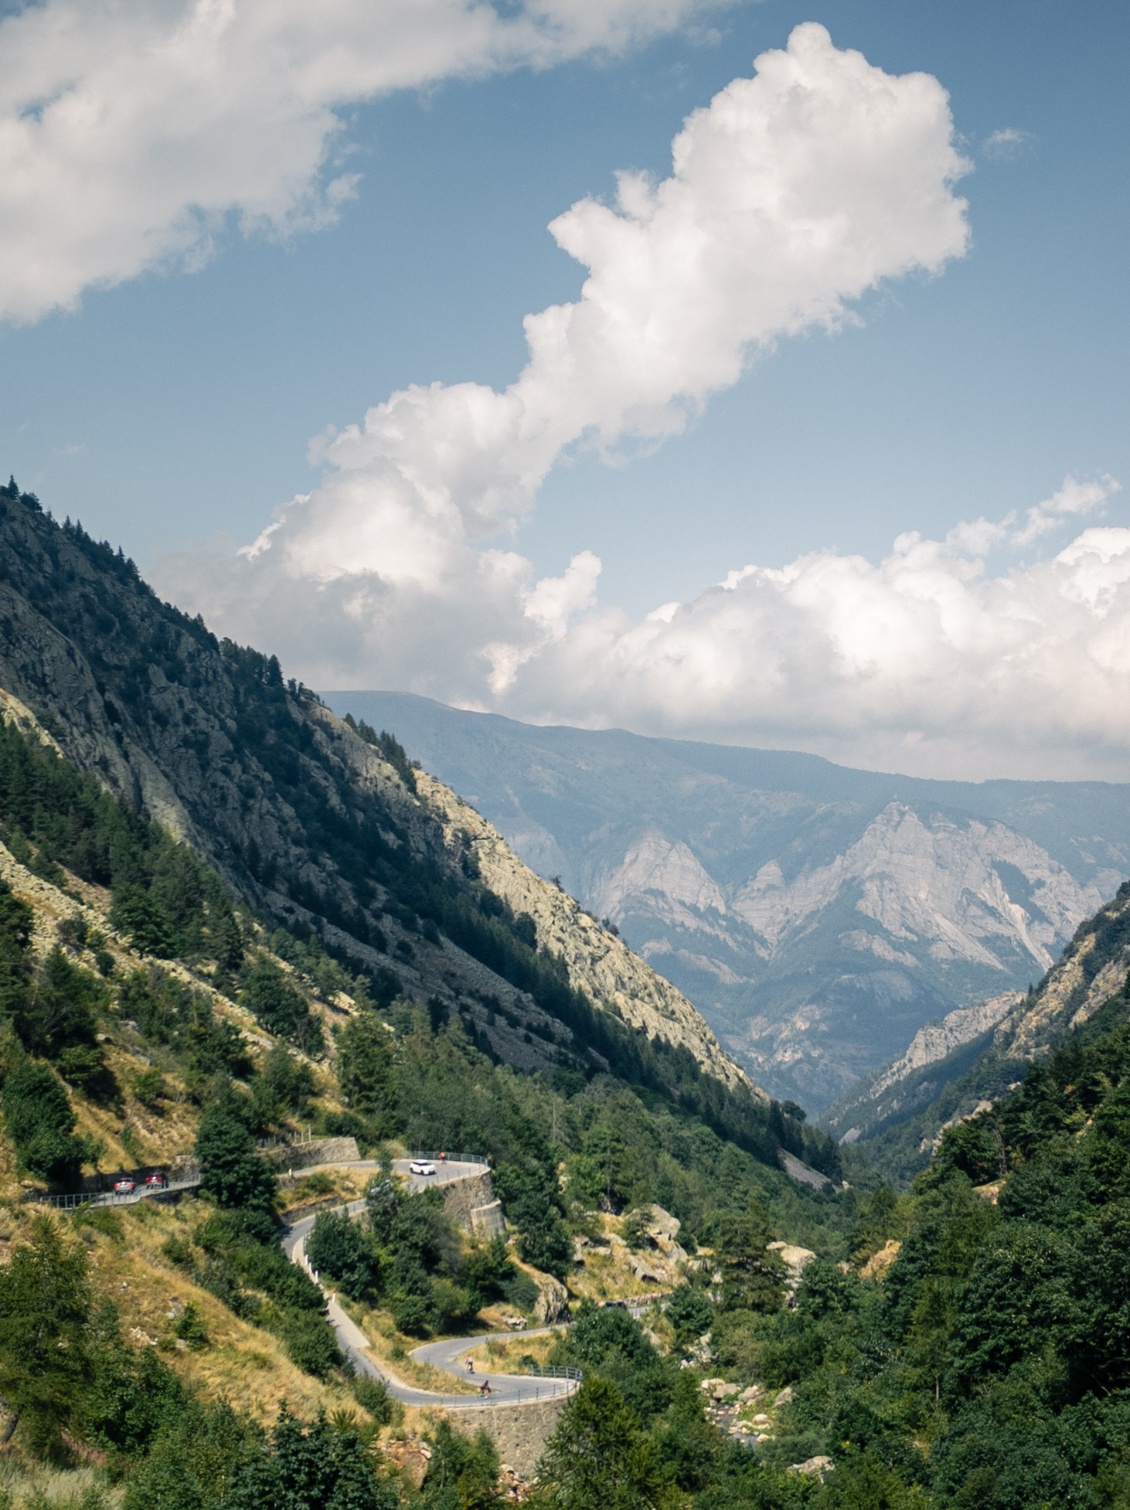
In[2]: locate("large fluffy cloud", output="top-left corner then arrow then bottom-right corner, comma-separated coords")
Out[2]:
512,481 -> 1130,780
162,25 -> 1130,783
239,21 -> 969,581
0,0 -> 731,323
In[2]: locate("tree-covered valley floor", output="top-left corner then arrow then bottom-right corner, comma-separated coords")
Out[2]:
0,487 -> 1128,1506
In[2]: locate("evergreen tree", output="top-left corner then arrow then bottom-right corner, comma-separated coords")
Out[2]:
196,1092 -> 277,1211
227,1406 -> 396,1510
0,1217 -> 91,1458
336,1010 -> 393,1121
534,1377 -> 659,1510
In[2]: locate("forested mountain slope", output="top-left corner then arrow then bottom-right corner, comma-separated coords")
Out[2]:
418,771 -> 757,1100
0,481 -> 823,1173
1,481 -> 1126,1506
0,615 -> 855,1505
324,691 -> 1130,1111
731,977 -> 1130,1508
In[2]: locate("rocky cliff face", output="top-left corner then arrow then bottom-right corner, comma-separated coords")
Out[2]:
323,692 -> 1130,1110
820,991 -> 1021,1144
823,879 -> 1130,1172
419,773 -> 760,1098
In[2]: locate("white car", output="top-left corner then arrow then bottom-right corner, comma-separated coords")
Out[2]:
409,1159 -> 437,1176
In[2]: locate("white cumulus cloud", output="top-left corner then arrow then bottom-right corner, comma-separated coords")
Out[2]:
982,127 -> 1034,161
507,486 -> 1130,779
170,25 -> 1130,782
0,0 -> 734,323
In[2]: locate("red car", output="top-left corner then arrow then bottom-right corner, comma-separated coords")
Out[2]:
113,1178 -> 136,1195
145,1171 -> 168,1188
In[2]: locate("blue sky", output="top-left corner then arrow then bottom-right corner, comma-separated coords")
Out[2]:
1,0 -> 1128,779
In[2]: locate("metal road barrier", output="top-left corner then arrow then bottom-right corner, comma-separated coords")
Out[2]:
525,1364 -> 583,1382
407,1150 -> 488,1166
442,1381 -> 577,1408
35,1173 -> 201,1210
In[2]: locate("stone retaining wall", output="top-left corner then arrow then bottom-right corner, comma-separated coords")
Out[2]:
470,1199 -> 506,1238
445,1395 -> 565,1478
263,1137 -> 360,1171
441,1170 -> 503,1234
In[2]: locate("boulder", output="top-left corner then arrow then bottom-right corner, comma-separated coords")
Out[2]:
767,1241 -> 817,1289
534,1274 -> 571,1325
644,1205 -> 682,1244
628,1253 -> 667,1284
385,1438 -> 432,1489
774,1385 -> 794,1408
789,1456 -> 834,1480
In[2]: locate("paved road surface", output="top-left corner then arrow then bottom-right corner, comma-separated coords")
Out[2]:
41,1153 -> 480,1211
279,1159 -> 577,1409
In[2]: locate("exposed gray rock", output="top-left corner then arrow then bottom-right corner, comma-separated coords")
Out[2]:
533,1274 -> 571,1326
867,992 -> 1022,1098
419,774 -> 760,1097
790,1456 -> 833,1478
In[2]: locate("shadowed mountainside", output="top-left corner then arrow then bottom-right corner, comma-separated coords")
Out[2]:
0,483 -> 826,1172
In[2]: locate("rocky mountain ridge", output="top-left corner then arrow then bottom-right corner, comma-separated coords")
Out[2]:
323,692 -> 1130,1109
823,877 -> 1130,1177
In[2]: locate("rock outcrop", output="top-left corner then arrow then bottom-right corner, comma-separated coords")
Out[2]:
420,774 -> 759,1097
825,879 -> 1130,1173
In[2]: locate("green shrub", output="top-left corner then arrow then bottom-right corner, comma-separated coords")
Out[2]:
196,1095 -> 277,1212
160,1234 -> 195,1270
132,1066 -> 168,1110
261,1043 -> 314,1115
307,1210 -> 379,1300
352,1373 -> 399,1426
2,1060 -> 85,1187
175,1302 -> 209,1350
666,1284 -> 714,1347
71,1205 -> 124,1241
274,1309 -> 341,1379
620,1206 -> 652,1249
390,1293 -> 430,1337
240,959 -> 323,1055
300,1170 -> 335,1196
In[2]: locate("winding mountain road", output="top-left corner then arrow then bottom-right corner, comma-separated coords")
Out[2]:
280,1158 -> 577,1410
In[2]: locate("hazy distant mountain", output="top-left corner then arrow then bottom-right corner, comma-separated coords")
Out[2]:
324,692 -> 1130,1109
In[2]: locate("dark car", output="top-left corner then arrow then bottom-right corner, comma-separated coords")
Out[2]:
144,1171 -> 168,1188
